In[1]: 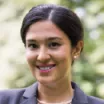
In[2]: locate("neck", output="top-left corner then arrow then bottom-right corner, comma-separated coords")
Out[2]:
38,78 -> 73,103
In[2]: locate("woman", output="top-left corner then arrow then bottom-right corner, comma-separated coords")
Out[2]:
0,4 -> 104,104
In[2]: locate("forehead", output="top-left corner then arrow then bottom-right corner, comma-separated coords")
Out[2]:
27,20 -> 62,34
26,20 -> 69,41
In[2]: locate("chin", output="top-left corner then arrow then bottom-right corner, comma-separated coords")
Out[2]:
37,76 -> 57,86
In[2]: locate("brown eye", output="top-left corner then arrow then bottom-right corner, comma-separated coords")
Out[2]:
49,42 -> 61,49
28,43 -> 38,49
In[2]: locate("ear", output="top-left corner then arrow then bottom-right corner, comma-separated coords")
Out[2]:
72,41 -> 84,59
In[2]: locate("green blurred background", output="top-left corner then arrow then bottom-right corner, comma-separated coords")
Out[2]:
0,0 -> 104,99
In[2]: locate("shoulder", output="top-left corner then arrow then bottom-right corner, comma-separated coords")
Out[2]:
0,82 -> 38,104
0,88 -> 25,104
87,95 -> 104,104
72,82 -> 104,104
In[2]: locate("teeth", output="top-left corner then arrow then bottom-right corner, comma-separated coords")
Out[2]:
39,66 -> 52,70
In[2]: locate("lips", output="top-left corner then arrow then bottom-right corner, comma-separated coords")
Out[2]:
36,64 -> 56,71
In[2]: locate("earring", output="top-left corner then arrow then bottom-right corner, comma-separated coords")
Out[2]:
74,55 -> 77,59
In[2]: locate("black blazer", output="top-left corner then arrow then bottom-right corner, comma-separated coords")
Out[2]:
0,82 -> 104,104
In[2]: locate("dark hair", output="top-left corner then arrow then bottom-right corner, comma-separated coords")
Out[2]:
20,4 -> 84,47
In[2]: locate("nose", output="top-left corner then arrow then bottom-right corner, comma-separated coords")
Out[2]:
37,47 -> 50,63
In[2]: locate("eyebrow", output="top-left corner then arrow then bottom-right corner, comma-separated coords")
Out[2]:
26,37 -> 62,42
48,37 -> 62,40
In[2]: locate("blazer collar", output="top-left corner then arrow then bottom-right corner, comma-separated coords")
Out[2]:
21,82 -> 88,104
71,82 -> 88,104
23,82 -> 38,98
20,82 -> 38,104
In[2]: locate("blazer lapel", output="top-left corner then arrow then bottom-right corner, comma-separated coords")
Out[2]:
20,96 -> 37,104
71,82 -> 88,104
20,82 -> 38,104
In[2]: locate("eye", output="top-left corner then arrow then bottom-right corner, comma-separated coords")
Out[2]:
27,43 -> 38,49
49,42 -> 61,49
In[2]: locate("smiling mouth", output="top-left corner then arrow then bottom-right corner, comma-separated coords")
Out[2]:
36,64 -> 56,72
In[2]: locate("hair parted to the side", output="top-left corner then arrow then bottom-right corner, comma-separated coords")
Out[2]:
20,4 -> 84,47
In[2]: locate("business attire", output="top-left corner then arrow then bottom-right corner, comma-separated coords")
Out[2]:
0,82 -> 104,104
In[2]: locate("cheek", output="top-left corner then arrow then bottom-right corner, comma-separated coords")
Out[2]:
26,51 -> 37,65
54,47 -> 72,62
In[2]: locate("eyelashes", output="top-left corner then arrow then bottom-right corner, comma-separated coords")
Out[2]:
27,42 -> 61,50
48,42 -> 61,49
27,43 -> 38,49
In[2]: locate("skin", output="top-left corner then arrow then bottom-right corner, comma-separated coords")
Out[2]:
25,20 -> 83,103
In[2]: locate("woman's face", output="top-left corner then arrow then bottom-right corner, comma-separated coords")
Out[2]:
25,20 -> 78,85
